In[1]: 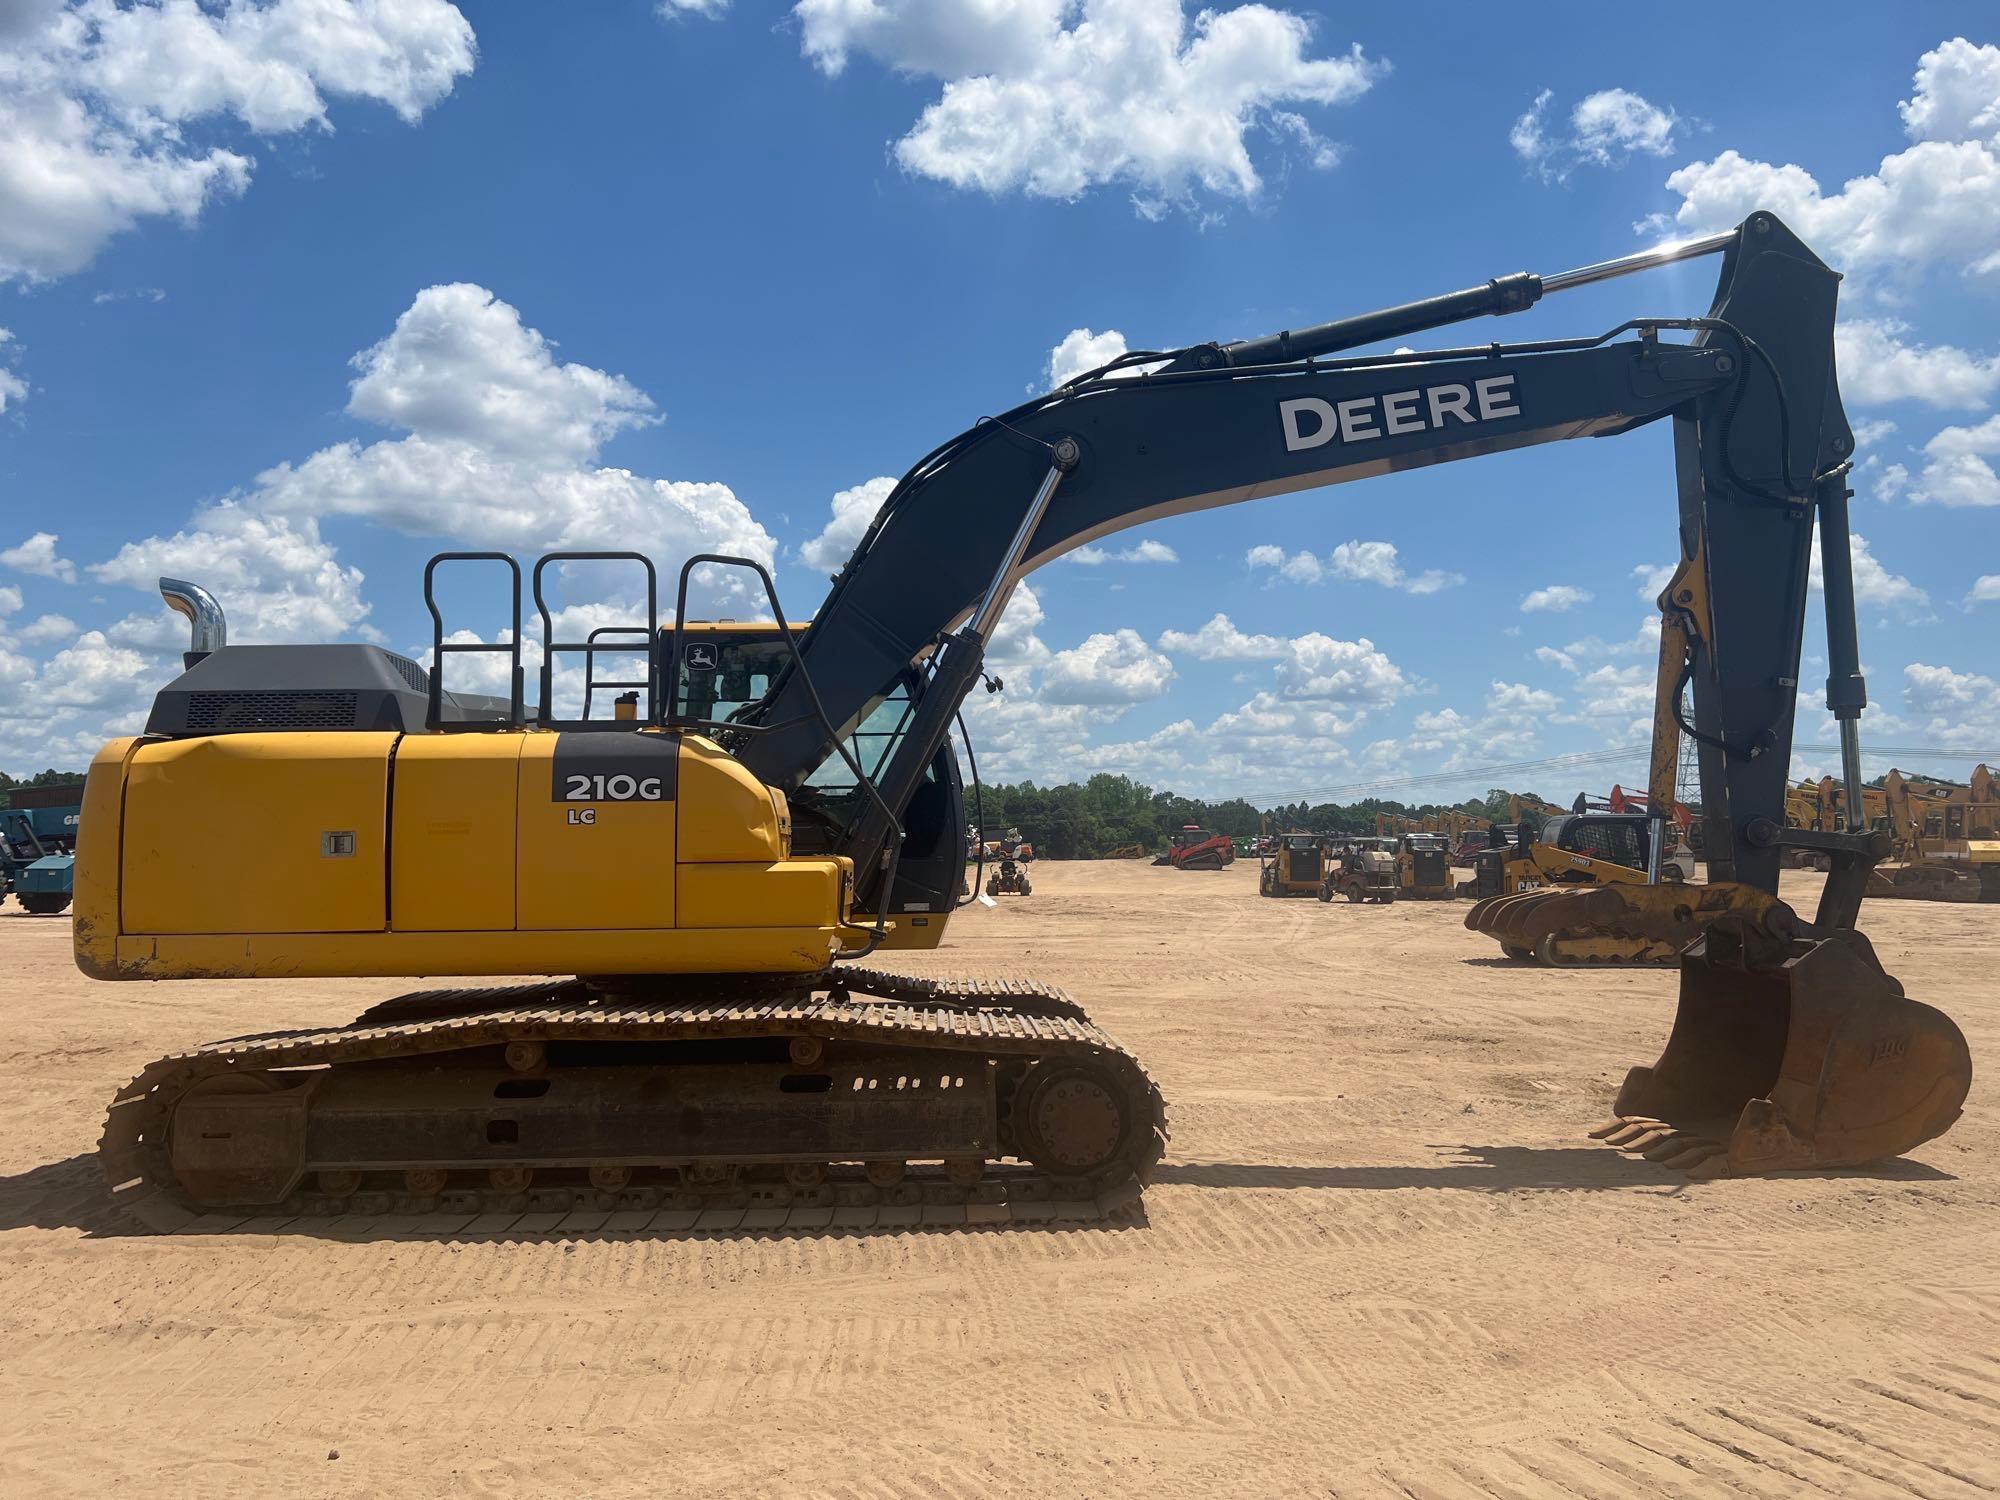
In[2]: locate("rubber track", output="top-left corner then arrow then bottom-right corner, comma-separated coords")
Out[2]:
100,969 -> 1168,1235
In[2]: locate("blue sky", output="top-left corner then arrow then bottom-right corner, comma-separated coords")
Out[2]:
0,1 -> 1996,804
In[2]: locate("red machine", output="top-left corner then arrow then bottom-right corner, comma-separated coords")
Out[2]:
1154,825 -> 1236,870
1605,783 -> 1694,831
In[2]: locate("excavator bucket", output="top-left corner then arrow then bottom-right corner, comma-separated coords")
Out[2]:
1597,929 -> 1972,1175
1465,882 -> 1780,965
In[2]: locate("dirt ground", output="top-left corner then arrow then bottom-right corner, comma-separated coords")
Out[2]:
0,862 -> 1993,1498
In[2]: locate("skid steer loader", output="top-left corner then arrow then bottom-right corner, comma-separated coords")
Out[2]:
77,214 -> 1971,1232
1259,829 -> 1329,897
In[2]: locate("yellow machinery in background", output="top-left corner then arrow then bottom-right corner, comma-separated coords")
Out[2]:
1375,810 -> 1492,842
1784,766 -> 1999,901
1258,826 -> 1330,897
1468,541 -> 1785,965
1870,767 -> 2000,902
1391,832 -> 1458,899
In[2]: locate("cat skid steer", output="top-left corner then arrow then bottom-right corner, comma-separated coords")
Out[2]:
80,213 -> 1970,1236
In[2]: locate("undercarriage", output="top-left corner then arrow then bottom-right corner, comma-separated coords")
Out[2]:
102,967 -> 1167,1232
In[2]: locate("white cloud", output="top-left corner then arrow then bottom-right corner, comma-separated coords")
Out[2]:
1559,663 -> 1654,726
986,580 -> 1051,677
1901,662 -> 2000,749
659,0 -> 729,15
92,505 -> 368,641
1521,584 -> 1592,613
1326,538 -> 1462,594
1039,627 -> 1176,704
1807,530 -> 1930,614
0,326 -> 23,411
1046,326 -> 1128,387
1861,456 -> 1912,500
1272,632 -> 1406,704
1068,538 -> 1178,565
1632,561 -> 1674,602
1253,545 -> 1321,583
1658,40 -> 2000,281
0,530 -> 74,581
1967,575 -> 2000,604
1157,612 -> 1287,660
1513,87 -> 1679,182
33,629 -> 154,710
1899,37 -> 2000,144
1247,539 -> 1460,593
244,284 -> 777,591
0,583 -> 21,616
1851,417 -> 1899,446
1919,414 -> 2000,460
1835,318 -> 2000,409
800,474 -> 893,573
1487,680 -> 1560,714
1909,416 -> 2000,507
345,284 -> 654,464
0,0 -> 476,283
1911,452 -> 2000,507
1535,615 -> 1660,674
964,607 -> 1412,790
18,612 -> 75,644
794,0 -> 1386,217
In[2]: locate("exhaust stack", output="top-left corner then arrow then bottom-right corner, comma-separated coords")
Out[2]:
159,577 -> 226,668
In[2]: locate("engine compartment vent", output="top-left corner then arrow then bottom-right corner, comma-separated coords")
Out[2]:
184,691 -> 362,732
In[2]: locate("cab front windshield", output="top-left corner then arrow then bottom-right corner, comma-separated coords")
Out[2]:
669,628 -> 922,829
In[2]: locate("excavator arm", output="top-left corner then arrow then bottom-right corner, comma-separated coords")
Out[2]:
745,213 -> 1854,925
741,211 -> 1968,1175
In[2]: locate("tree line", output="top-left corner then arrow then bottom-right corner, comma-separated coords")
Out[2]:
972,774 -> 1550,860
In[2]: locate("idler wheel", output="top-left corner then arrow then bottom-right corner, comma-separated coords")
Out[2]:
1015,1064 -> 1129,1176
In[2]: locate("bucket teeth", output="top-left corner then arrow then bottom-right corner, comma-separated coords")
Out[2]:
1656,1141 -> 1726,1171
1586,1115 -> 1729,1176
1600,1120 -> 1661,1147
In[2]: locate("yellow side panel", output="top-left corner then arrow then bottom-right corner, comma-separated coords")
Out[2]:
108,925 -> 843,980
677,860 -> 844,929
72,737 -> 141,979
677,736 -> 786,862
874,910 -> 950,950
517,732 -> 676,930
123,733 -> 391,935
392,735 -> 521,932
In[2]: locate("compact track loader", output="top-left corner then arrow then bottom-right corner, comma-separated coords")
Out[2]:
1155,826 -> 1233,870
82,214 -> 1972,1230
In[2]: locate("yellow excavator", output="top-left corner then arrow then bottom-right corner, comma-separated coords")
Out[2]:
1465,523 -> 1793,969
1869,767 -> 2000,902
79,214 -> 1972,1228
1786,767 -> 1999,900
